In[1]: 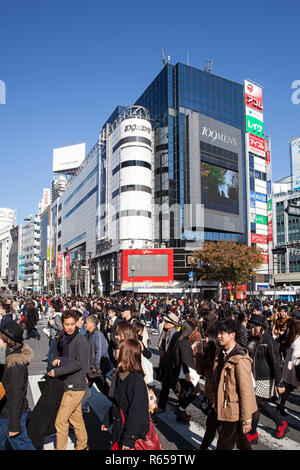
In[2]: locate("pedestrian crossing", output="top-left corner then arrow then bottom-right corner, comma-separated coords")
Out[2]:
28,373 -> 300,451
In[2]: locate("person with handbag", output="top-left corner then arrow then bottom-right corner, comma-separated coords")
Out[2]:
85,315 -> 111,397
246,314 -> 288,444
101,338 -> 162,450
0,320 -> 36,450
277,310 -> 300,416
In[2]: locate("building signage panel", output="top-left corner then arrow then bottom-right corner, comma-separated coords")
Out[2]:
254,192 -> 267,203
248,133 -> 265,157
57,253 -> 62,279
246,114 -> 264,137
251,233 -> 268,244
255,214 -> 268,225
244,80 -> 263,113
66,254 -> 71,280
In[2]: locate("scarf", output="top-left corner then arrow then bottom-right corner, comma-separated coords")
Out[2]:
58,328 -> 79,367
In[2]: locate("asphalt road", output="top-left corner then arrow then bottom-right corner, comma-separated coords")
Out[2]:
24,316 -> 300,451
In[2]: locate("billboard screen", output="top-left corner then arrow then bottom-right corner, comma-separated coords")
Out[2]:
122,249 -> 173,282
53,143 -> 86,173
201,162 -> 239,214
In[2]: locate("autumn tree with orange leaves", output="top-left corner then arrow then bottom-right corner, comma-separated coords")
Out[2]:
192,241 -> 264,298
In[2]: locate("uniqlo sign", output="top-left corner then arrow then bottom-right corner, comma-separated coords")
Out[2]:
244,80 -> 263,113
248,133 -> 265,157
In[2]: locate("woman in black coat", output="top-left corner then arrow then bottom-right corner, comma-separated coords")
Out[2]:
173,320 -> 201,423
25,300 -> 40,340
101,339 -> 150,450
246,314 -> 288,444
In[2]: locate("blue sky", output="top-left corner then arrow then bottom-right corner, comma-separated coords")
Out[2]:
0,0 -> 299,224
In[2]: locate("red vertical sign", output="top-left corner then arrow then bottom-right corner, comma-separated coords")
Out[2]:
66,254 -> 71,280
57,253 -> 62,279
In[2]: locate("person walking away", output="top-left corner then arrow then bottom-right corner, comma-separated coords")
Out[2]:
274,305 -> 292,361
246,314 -> 288,443
0,320 -> 36,450
48,310 -> 89,450
277,310 -> 300,416
25,300 -> 40,340
213,319 -> 257,450
46,304 -> 63,373
0,303 -> 14,329
237,311 -> 249,348
106,307 -> 120,367
101,339 -> 150,450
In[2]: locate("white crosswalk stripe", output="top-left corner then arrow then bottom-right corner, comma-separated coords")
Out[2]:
28,374 -> 300,451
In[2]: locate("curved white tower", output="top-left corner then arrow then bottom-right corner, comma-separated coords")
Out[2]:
108,106 -> 153,250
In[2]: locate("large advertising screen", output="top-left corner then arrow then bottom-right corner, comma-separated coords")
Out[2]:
122,249 -> 173,282
201,162 -> 239,214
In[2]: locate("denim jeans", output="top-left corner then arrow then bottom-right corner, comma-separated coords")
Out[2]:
0,411 -> 36,450
47,337 -> 57,372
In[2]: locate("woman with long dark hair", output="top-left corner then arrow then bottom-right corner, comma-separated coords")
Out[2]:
277,311 -> 300,416
173,320 -> 201,423
101,339 -> 150,450
197,329 -> 219,450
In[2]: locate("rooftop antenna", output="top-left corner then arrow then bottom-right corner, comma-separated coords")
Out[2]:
204,59 -> 213,73
187,50 -> 190,66
162,49 -> 171,66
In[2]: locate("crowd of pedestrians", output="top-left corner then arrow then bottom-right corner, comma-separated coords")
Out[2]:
0,292 -> 299,451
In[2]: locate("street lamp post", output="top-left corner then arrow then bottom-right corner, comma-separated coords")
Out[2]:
130,265 -> 135,299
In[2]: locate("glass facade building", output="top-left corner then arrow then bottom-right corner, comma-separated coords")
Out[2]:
134,63 -> 246,247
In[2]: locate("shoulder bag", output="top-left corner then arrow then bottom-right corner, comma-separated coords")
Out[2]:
111,408 -> 163,451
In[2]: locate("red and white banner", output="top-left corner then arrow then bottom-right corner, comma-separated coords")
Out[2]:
248,133 -> 265,158
66,254 -> 71,280
244,80 -> 263,113
57,253 -> 62,279
251,233 -> 268,244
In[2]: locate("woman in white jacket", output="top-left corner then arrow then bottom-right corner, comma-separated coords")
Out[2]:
277,311 -> 300,416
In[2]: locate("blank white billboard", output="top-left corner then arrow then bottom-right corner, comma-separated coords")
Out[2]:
53,143 -> 86,173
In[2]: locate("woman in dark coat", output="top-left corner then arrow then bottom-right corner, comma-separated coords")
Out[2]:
25,300 -> 40,340
173,320 -> 201,423
101,339 -> 150,450
0,320 -> 36,450
246,314 -> 288,444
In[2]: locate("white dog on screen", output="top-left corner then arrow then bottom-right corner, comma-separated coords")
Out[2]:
218,170 -> 238,198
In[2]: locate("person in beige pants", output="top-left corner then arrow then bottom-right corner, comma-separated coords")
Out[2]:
48,310 -> 89,450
